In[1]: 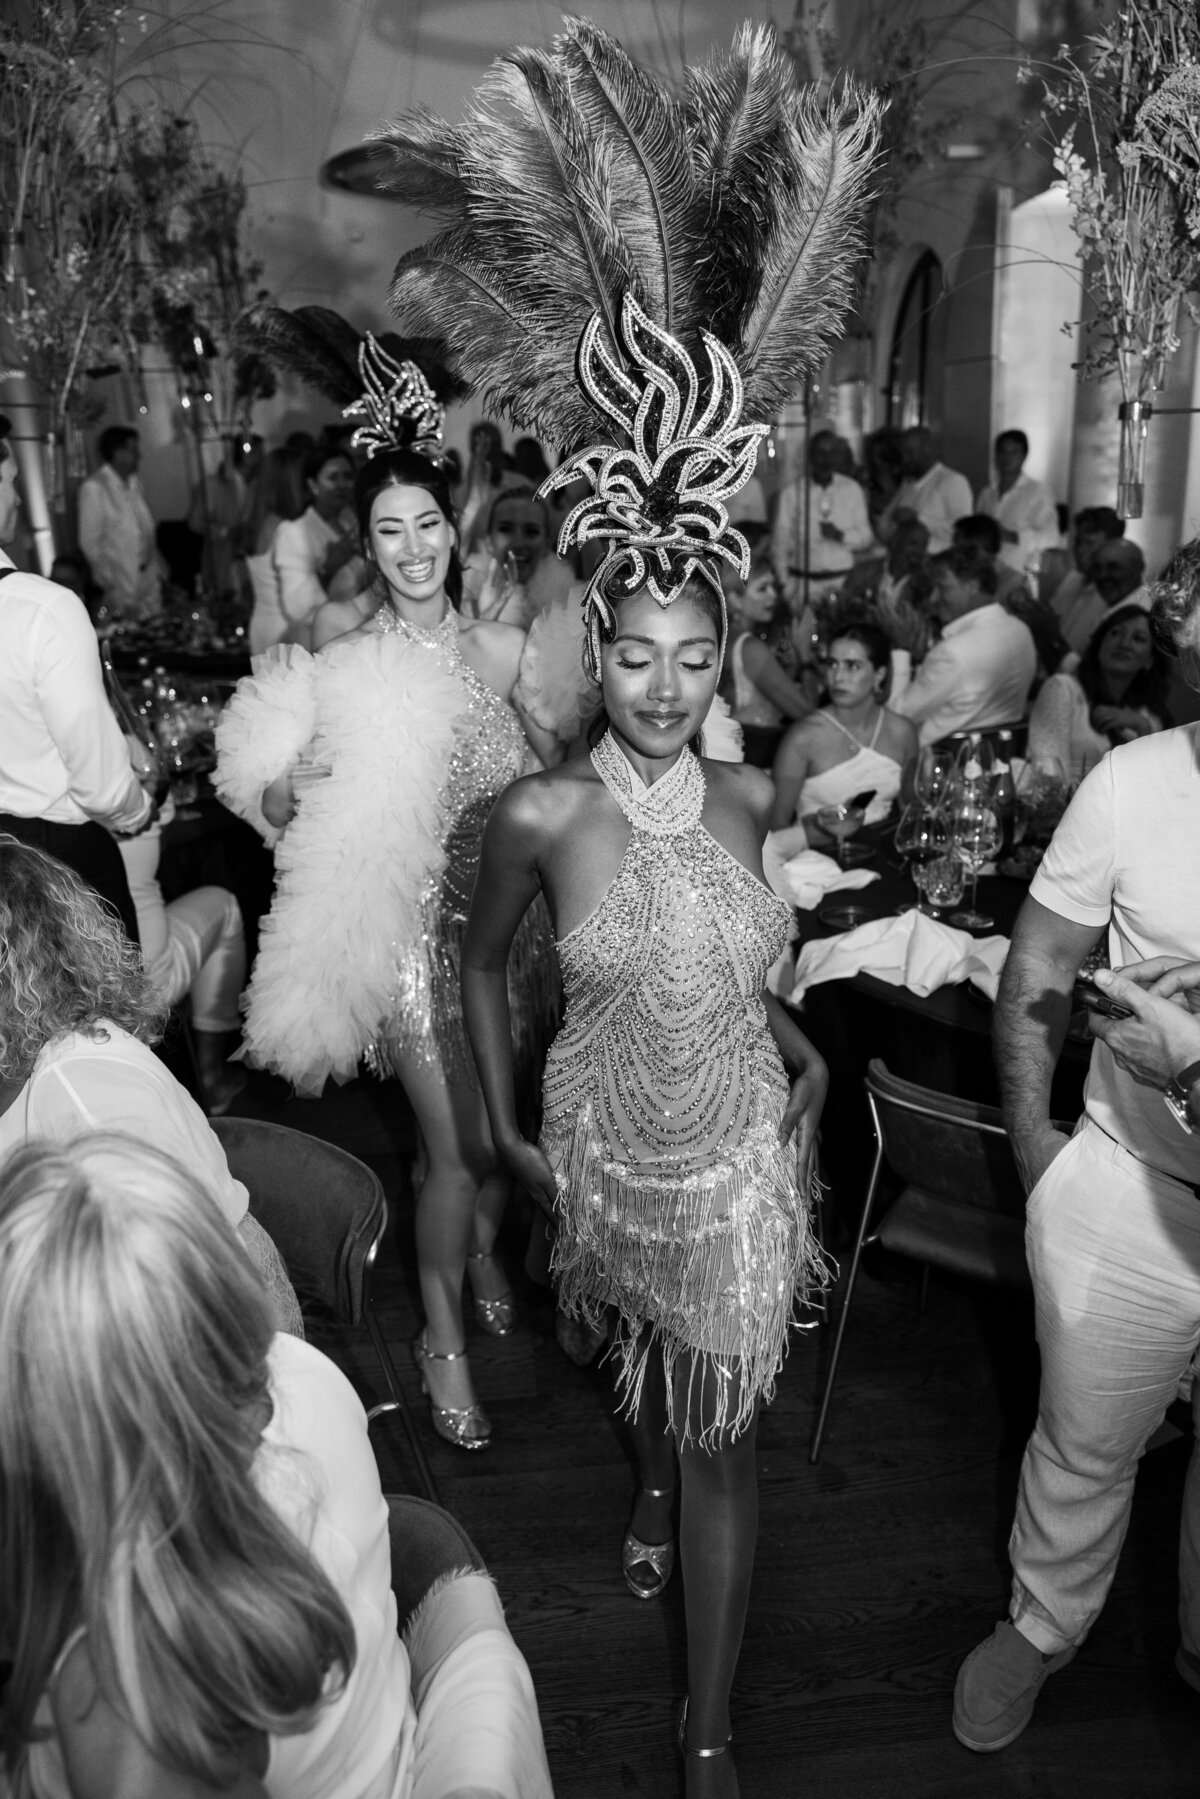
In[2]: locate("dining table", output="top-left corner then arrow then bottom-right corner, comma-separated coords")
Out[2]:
782,823 -> 1090,1242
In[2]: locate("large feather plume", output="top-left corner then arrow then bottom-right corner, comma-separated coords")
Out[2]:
373,18 -> 882,444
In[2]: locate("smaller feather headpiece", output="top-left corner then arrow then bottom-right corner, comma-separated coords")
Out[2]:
232,303 -> 463,461
343,335 -> 445,458
541,291 -> 766,673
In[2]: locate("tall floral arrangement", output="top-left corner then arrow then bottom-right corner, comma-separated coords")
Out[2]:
0,3 -> 139,437
1037,0 -> 1200,514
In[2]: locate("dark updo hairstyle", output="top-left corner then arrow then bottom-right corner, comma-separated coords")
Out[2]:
1076,600 -> 1171,726
353,449 -> 463,610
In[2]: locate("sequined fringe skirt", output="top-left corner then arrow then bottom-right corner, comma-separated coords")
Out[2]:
369,894 -> 559,1088
543,1099 -> 828,1447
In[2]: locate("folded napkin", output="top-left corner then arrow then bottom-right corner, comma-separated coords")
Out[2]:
764,836 -> 881,911
788,909 -> 1009,1003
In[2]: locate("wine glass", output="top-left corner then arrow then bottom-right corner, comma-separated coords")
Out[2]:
815,801 -> 866,869
913,745 -> 958,809
1014,756 -> 1069,850
949,795 -> 1002,930
894,803 -> 949,912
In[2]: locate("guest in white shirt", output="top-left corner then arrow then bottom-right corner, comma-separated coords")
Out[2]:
891,427 -> 973,555
772,428 -> 875,599
1048,506 -> 1125,652
0,420 -> 149,941
460,489 -> 574,630
890,541 -> 1037,745
976,430 -> 1060,574
270,445 -> 364,651
76,426 -> 163,618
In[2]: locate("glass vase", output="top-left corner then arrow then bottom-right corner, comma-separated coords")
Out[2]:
1116,398 -> 1152,520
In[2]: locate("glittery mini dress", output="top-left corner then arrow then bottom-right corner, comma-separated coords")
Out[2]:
216,608 -> 554,1094
541,733 -> 826,1442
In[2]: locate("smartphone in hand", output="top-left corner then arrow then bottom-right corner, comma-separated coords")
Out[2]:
1073,975 -> 1134,1021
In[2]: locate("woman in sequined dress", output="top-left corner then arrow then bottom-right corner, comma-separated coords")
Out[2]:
463,577 -> 828,1791
217,447 -> 552,1450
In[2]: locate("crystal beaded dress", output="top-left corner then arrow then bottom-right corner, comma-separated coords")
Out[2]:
542,734 -> 826,1443
216,609 -> 552,1095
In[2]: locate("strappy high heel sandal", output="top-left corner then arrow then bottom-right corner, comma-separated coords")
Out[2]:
410,1329 -> 492,1450
676,1697 -> 731,1760
466,1251 -> 516,1337
622,1485 -> 675,1599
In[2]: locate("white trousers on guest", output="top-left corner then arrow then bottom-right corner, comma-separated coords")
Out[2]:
160,885 -> 246,1032
1010,1115 -> 1200,1657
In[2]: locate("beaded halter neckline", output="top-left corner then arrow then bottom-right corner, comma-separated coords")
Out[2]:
591,731 -> 705,836
375,601 -> 460,649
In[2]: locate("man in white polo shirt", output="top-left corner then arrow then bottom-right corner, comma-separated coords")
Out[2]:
891,426 -> 973,555
890,542 -> 1036,746
0,418 -> 150,940
976,429 -> 1060,575
954,581 -> 1200,1749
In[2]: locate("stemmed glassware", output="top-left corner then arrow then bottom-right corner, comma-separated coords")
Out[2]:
894,803 -> 950,912
815,801 -> 866,869
913,745 -> 959,810
949,794 -> 1003,930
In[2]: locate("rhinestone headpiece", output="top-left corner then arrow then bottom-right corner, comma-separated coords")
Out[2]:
343,334 -> 445,459
539,292 -> 767,675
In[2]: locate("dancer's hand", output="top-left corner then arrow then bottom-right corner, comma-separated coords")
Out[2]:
779,1053 -> 828,1191
499,1136 -> 559,1217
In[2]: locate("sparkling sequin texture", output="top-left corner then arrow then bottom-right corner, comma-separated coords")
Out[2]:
542,734 -> 827,1444
368,608 -> 554,1083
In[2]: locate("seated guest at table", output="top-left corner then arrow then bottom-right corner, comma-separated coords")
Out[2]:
0,1133 -> 555,1799
116,797 -> 248,1115
955,515 -> 1071,677
460,488 -> 574,630
888,426 -> 973,555
76,425 -> 163,620
722,535 -> 814,767
1027,601 -> 1170,781
770,621 -> 917,832
952,515 -> 1025,604
0,420 -> 148,943
975,429 -> 1060,575
889,543 -> 1037,746
1048,506 -> 1124,653
271,445 -> 365,651
0,836 -> 299,1332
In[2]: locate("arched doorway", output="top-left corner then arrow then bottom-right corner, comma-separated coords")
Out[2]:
887,251 -> 945,430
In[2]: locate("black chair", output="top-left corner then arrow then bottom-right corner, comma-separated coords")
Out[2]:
211,1116 -> 440,1505
387,1493 -> 487,1634
810,1058 -> 1036,1463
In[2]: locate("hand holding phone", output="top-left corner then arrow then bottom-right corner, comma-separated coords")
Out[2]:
1074,974 -> 1134,1021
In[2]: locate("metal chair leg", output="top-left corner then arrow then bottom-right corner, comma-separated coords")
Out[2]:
809,1136 -> 885,1464
364,1302 -> 442,1507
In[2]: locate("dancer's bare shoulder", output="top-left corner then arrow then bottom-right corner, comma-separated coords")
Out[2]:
702,757 -> 774,825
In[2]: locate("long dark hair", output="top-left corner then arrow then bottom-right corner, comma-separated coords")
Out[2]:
1076,601 -> 1171,726
353,449 -> 463,610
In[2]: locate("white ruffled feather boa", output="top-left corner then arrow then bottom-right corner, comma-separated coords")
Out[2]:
214,645 -> 318,846
218,634 -> 462,1094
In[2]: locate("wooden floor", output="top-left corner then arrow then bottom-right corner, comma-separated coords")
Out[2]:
231,1065 -> 1197,1797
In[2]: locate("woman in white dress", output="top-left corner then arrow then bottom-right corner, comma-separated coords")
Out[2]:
268,446 -> 365,652
770,620 -> 917,833
245,447 -> 307,654
217,374 -> 555,1451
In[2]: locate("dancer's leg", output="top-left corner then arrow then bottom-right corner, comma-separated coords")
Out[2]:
676,1360 -> 759,1798
390,1047 -> 496,1411
465,1166 -> 515,1306
626,1340 -> 677,1554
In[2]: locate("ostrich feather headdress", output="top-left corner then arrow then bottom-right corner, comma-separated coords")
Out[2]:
232,304 -> 465,461
372,17 -> 881,658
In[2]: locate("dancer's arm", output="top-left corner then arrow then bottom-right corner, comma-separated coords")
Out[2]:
462,782 -> 559,1213
763,993 -> 828,1190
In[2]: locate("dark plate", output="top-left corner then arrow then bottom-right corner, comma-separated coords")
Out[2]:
817,900 -> 883,931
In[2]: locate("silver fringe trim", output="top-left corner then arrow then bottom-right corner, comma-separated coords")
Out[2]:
545,1103 -> 829,1449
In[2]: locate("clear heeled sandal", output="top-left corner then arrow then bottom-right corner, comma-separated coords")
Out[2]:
622,1485 -> 676,1599
676,1697 -> 731,1760
410,1329 -> 492,1450
467,1251 -> 517,1336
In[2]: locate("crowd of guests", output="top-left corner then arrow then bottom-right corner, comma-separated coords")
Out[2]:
3,389 -> 1200,1797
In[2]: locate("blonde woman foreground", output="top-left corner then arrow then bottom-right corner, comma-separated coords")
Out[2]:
0,1137 -> 552,1799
